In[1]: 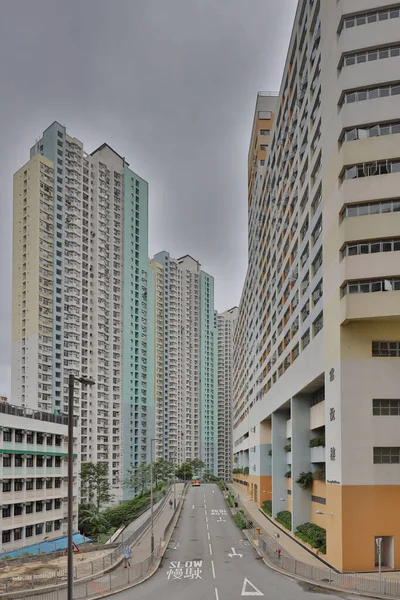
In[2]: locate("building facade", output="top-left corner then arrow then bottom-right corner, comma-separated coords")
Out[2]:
216,307 -> 238,481
0,402 -> 78,554
233,0 -> 400,572
150,252 -> 218,472
12,123 -> 153,502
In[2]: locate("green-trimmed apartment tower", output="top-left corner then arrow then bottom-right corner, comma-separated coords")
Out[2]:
12,123 -> 154,503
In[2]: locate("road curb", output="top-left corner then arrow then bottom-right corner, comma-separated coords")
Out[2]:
242,530 -> 391,600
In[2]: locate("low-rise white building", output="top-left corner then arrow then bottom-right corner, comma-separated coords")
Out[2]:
0,403 -> 78,554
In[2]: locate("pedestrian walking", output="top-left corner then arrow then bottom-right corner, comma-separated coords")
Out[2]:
124,546 -> 132,568
169,498 -> 173,509
277,548 -> 281,559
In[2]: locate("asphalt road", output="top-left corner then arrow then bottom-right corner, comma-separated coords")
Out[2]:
112,483 -> 365,600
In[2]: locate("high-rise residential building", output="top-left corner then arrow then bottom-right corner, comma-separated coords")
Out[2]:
216,307 -> 238,481
233,0 -> 400,572
150,252 -> 218,472
0,402 -> 78,555
12,122 -> 153,502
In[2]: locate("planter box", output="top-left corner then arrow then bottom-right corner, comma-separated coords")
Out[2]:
286,452 -> 292,465
310,446 -> 325,463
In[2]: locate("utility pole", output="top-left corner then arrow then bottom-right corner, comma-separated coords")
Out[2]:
150,438 -> 155,555
67,374 -> 94,600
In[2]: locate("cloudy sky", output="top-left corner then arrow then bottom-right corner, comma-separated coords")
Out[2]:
0,0 -> 297,397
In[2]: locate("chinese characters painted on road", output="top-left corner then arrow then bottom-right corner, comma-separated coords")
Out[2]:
166,560 -> 202,580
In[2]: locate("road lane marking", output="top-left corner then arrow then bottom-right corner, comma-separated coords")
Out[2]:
241,578 -> 264,596
206,523 -> 209,531
211,560 -> 216,579
209,543 -> 213,555
192,505 -> 195,509
228,547 -> 243,558
208,532 -> 210,541
215,588 -> 219,600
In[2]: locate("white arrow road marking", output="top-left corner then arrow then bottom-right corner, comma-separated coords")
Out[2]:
228,547 -> 243,558
241,578 -> 264,596
216,517 -> 226,522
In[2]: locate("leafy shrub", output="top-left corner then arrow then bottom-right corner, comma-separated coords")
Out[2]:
243,466 -> 249,475
284,471 -> 291,478
309,436 -> 325,448
232,467 -> 243,474
295,522 -> 326,554
312,468 -> 326,481
268,449 -> 272,456
233,512 -> 247,529
283,444 -> 291,452
296,471 -> 313,490
276,510 -> 292,531
262,500 -> 272,516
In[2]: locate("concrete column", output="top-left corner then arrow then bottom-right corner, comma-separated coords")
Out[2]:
272,411 -> 288,517
291,394 -> 311,533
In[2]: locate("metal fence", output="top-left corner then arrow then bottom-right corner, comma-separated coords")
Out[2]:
0,490 -> 170,594
229,496 -> 400,599
5,487 -> 188,600
15,546 -> 161,600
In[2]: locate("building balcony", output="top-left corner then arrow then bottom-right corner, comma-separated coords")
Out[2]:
310,401 -> 325,430
340,290 -> 400,325
286,452 -> 292,465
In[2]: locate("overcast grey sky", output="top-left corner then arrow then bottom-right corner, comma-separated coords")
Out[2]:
0,0 -> 297,397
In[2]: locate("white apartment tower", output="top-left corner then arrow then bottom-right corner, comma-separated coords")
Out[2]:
151,252 -> 218,472
12,122 -> 153,502
216,307 -> 238,481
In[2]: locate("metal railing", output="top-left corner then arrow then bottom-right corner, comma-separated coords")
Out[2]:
15,546 -> 161,600
0,490 -> 170,594
228,496 -> 400,598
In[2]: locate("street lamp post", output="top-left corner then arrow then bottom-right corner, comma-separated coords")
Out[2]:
67,373 -> 94,600
173,476 -> 176,509
150,438 -> 156,555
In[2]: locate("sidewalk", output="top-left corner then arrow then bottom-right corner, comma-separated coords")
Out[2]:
230,483 -> 400,582
229,483 -> 323,567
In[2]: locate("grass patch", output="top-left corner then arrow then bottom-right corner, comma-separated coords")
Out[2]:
276,510 -> 292,531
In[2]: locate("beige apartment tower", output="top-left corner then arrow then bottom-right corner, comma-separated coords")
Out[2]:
233,0 -> 400,572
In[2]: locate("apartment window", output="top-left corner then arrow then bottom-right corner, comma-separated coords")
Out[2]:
3,430 -> 11,442
312,218 -> 322,246
26,525 -> 33,538
341,6 -> 400,31
15,430 -> 23,442
260,129 -> 270,135
343,83 -> 400,105
36,523 -> 43,535
342,277 -> 400,296
373,399 -> 400,415
342,199 -> 400,218
26,480 -> 34,490
3,455 -> 11,467
373,447 -> 400,464
36,479 -> 44,490
342,44 -> 400,68
301,329 -> 310,349
14,480 -> 23,491
14,504 -> 23,516
342,121 -> 400,143
15,455 -> 23,467
2,481 -> 11,492
311,495 -> 326,505
260,145 -> 268,151
342,238 -> 400,258
343,160 -> 400,182
313,312 -> 323,336
372,341 -> 400,357
2,505 -> 11,518
2,531 -> 11,544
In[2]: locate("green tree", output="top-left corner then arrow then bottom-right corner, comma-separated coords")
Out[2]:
175,462 -> 193,480
79,505 -> 110,540
80,462 -> 112,511
124,463 -> 151,495
153,459 -> 174,485
190,459 -> 205,474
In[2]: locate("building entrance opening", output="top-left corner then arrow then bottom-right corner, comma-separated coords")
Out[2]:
375,536 -> 394,569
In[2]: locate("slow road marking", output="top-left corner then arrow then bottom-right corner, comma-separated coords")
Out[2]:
166,560 -> 203,581
241,578 -> 264,596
